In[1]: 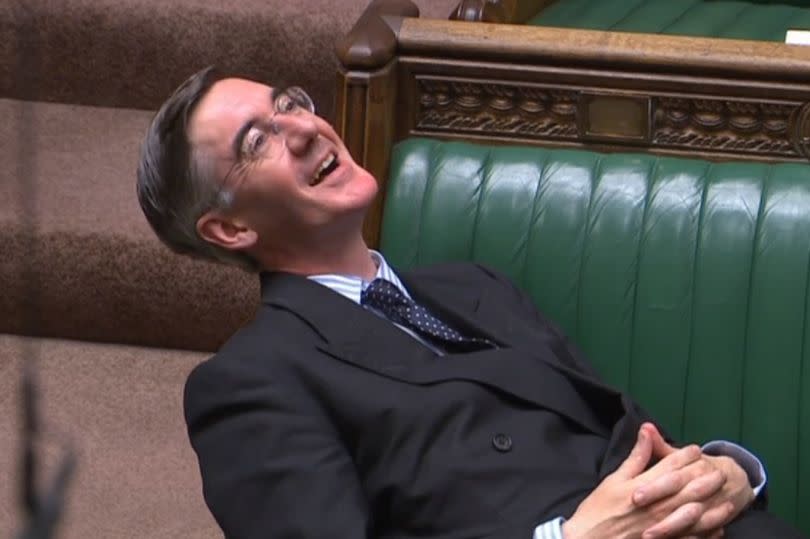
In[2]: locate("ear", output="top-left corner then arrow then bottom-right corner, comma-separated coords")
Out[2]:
196,211 -> 258,252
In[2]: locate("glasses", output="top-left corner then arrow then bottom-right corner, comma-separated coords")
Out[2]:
238,86 -> 315,161
273,86 -> 315,116
210,86 -> 315,211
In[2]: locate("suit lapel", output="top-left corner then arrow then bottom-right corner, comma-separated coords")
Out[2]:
400,267 -> 624,435
400,267 -> 644,467
261,271 -> 438,371
261,268 -> 619,438
400,268 -> 500,345
401,267 -> 623,395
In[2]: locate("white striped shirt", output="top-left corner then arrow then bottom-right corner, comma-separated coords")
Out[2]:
309,250 -> 410,306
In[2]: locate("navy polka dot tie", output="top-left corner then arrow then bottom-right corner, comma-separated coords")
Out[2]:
361,278 -> 494,352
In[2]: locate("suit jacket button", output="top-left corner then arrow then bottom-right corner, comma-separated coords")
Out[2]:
492,433 -> 512,452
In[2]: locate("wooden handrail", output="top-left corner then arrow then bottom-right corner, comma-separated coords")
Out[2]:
398,19 -> 810,81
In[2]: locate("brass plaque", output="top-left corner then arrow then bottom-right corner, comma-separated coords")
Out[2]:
579,94 -> 651,142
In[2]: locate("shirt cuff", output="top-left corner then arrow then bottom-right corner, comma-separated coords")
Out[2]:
702,440 -> 767,497
533,516 -> 565,539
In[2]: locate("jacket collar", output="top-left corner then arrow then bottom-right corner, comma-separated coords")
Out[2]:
258,269 -> 618,438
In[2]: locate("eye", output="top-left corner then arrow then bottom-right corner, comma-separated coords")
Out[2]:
244,128 -> 267,156
274,92 -> 297,114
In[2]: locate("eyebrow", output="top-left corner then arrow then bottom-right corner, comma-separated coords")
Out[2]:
231,86 -> 282,161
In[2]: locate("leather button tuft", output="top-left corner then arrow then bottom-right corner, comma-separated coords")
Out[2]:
492,433 -> 512,452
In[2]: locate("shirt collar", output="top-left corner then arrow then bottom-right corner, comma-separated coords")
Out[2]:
308,250 -> 411,305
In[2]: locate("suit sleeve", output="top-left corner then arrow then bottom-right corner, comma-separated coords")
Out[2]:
184,355 -> 371,539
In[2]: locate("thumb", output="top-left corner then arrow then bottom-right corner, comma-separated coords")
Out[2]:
616,425 -> 653,479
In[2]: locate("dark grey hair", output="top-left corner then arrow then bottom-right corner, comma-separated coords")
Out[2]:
136,66 -> 259,272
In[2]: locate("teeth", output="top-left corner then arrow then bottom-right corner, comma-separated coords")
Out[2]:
311,153 -> 336,185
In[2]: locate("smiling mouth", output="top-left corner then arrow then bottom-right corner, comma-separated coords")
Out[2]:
310,153 -> 340,186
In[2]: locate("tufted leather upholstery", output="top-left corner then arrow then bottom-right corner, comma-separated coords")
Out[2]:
381,137 -> 810,533
528,0 -> 810,41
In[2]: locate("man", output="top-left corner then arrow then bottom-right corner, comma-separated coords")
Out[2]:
136,67 -> 804,539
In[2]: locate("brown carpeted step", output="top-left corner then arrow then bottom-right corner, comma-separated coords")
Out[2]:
0,0 -> 461,122
1,98 -> 258,352
0,334 -> 218,538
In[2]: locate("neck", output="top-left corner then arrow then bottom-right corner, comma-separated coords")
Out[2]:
255,227 -> 377,280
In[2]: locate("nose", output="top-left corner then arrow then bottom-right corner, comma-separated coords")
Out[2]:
275,112 -> 318,156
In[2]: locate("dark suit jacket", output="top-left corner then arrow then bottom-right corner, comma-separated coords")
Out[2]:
184,263 -> 659,539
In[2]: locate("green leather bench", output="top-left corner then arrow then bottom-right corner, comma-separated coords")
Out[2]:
381,137 -> 810,533
528,0 -> 810,40
335,1 -> 810,532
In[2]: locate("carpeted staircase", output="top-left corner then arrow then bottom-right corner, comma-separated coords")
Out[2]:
0,0 -> 458,536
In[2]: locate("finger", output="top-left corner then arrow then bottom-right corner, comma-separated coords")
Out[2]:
681,469 -> 726,502
638,444 -> 702,485
690,502 -> 736,535
644,424 -> 676,459
634,466 -> 691,507
617,426 -> 654,479
637,466 -> 725,506
641,501 -> 704,539
635,458 -> 724,507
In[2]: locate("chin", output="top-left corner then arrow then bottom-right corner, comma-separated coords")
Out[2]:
318,163 -> 379,216
342,166 -> 378,200
359,178 -> 380,210
359,168 -> 379,196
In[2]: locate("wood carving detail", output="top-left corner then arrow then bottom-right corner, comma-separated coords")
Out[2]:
793,102 -> 810,160
417,79 -> 579,139
416,79 -> 808,160
653,98 -> 798,157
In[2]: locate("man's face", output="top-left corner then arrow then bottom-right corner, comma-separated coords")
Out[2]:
189,77 -> 378,254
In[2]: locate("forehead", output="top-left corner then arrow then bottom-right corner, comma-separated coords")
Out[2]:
188,78 -> 274,157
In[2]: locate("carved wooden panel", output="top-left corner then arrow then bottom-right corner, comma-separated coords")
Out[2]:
417,78 -> 579,139
653,98 -> 798,158
415,76 -> 809,161
790,102 -> 810,160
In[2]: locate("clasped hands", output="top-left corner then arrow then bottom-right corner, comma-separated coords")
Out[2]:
562,423 -> 755,539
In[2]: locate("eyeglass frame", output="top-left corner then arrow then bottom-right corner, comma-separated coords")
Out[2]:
203,85 -> 316,213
